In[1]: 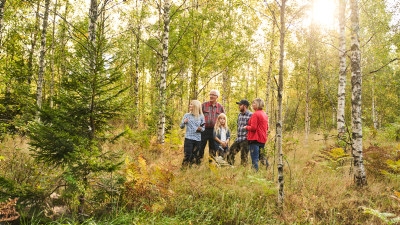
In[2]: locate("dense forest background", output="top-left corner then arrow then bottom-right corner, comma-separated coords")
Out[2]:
1,0 -> 400,224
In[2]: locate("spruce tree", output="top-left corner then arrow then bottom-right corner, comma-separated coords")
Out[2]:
28,15 -> 128,217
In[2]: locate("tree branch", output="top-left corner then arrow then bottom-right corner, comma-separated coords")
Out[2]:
369,58 -> 399,74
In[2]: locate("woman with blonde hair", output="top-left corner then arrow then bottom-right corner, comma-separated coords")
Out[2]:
213,113 -> 231,160
244,98 -> 269,171
180,100 -> 205,168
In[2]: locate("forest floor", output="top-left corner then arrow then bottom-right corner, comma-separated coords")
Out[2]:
112,130 -> 400,224
1,130 -> 400,224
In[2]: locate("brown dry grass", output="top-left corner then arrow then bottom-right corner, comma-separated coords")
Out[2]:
1,130 -> 399,224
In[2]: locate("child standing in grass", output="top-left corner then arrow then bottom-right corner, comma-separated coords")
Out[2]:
180,100 -> 205,168
213,113 -> 230,160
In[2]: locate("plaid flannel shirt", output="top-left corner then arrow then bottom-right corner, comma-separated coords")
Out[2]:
236,110 -> 253,143
202,101 -> 225,129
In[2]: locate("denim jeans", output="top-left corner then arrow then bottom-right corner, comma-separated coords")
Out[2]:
249,142 -> 265,171
183,138 -> 200,167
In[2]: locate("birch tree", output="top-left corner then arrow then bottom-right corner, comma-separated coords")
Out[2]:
49,0 -> 58,108
36,0 -> 51,110
337,0 -> 347,136
350,0 -> 367,187
305,0 -> 315,139
0,0 -> 5,47
266,23 -> 275,131
28,1 -> 41,85
157,0 -> 170,144
129,0 -> 146,128
277,0 -> 286,207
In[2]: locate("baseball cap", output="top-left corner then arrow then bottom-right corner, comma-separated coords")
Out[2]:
236,99 -> 250,107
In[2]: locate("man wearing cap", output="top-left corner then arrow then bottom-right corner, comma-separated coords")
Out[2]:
227,99 -> 252,166
198,90 -> 225,164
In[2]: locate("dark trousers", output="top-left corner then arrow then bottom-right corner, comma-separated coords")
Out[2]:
200,128 -> 216,161
182,138 -> 200,167
227,140 -> 249,166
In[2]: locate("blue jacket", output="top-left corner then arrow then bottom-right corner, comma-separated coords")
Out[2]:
213,127 -> 231,150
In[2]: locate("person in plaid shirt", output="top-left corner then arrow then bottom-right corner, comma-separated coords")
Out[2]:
227,99 -> 252,166
199,90 -> 225,164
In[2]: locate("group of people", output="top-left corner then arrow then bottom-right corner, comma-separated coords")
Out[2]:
180,89 -> 269,171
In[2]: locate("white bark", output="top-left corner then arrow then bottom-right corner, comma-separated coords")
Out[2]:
0,0 -> 5,47
28,1 -> 41,85
337,0 -> 347,135
134,25 -> 140,127
305,27 -> 311,139
350,0 -> 367,187
266,23 -> 275,130
88,0 -> 98,45
49,0 -> 58,108
372,76 -> 378,129
157,0 -> 170,144
36,0 -> 51,110
277,0 -> 286,207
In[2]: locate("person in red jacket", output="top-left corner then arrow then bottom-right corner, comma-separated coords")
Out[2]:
244,98 -> 269,171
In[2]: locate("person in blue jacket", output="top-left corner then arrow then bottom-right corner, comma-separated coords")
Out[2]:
180,100 -> 205,168
213,113 -> 230,160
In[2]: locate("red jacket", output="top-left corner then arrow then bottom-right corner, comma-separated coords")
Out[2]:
246,110 -> 268,144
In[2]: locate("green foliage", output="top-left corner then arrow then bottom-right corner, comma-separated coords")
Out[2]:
27,16 -> 128,218
124,126 -> 151,148
122,156 -> 174,211
382,156 -> 400,184
0,139 -> 58,218
364,145 -> 400,181
361,206 -> 400,225
315,147 -> 352,170
379,121 -> 400,142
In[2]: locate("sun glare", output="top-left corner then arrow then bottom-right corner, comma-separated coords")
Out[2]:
308,0 -> 337,28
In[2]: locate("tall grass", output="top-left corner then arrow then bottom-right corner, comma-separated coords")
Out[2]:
1,130 -> 399,224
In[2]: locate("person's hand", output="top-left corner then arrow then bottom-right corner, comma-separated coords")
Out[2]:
196,126 -> 202,132
221,141 -> 227,148
184,118 -> 188,124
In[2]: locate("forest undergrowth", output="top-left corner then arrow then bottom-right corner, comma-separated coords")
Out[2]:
1,128 -> 400,225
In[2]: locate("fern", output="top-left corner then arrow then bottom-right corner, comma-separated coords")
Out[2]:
123,156 -> 174,211
361,206 -> 400,225
316,147 -> 352,170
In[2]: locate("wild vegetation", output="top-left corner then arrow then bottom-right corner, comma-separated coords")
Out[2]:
0,127 -> 399,224
1,0 -> 400,224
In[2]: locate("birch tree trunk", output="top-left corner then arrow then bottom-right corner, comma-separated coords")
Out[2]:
372,75 -> 378,129
49,0 -> 58,108
337,0 -> 347,135
189,0 -> 199,100
0,0 -> 5,47
305,16 -> 313,139
131,0 -> 143,128
222,68 -> 230,111
59,2 -> 70,81
36,0 -> 51,110
350,0 -> 367,187
277,0 -> 286,207
266,23 -> 275,130
134,24 -> 140,127
157,0 -> 170,144
28,1 -> 41,85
